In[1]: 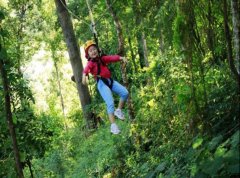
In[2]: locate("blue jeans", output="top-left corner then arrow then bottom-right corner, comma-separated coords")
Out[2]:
97,79 -> 129,114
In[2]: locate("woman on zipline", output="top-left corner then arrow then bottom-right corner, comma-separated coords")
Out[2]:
82,40 -> 128,134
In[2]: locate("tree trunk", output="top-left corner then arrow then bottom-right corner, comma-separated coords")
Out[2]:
142,33 -> 149,67
207,0 -> 216,63
133,0 -> 145,69
105,0 -> 135,121
54,0 -> 94,130
176,0 -> 201,133
53,59 -> 68,132
231,0 -> 240,74
16,5 -> 27,76
223,0 -> 240,89
0,44 -> 24,178
159,30 -> 165,56
126,24 -> 138,72
27,158 -> 34,178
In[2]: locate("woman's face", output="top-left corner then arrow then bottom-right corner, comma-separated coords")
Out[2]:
88,45 -> 98,59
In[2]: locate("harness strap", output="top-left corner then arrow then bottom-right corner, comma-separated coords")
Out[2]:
91,57 -> 113,89
100,77 -> 113,89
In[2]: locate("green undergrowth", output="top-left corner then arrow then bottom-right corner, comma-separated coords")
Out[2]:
146,130 -> 239,178
23,118 -> 239,178
23,53 -> 239,178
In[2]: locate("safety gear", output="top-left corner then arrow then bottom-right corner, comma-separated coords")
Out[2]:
84,40 -> 96,51
91,57 -> 114,90
84,40 -> 97,59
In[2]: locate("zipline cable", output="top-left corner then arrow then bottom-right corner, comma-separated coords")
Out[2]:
59,0 -> 91,26
59,0 -> 118,29
94,0 -> 118,26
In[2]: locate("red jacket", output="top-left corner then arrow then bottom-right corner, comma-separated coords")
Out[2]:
82,55 -> 120,80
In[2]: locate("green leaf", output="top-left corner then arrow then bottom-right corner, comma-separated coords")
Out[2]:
185,147 -> 195,161
19,152 -> 26,162
195,171 -> 208,178
12,114 -> 17,124
223,148 -> 239,164
178,94 -> 185,102
207,135 -> 223,151
214,147 -> 227,157
219,138 -> 230,148
230,130 -> 239,148
193,138 -> 203,149
145,171 -> 156,178
156,161 -> 168,172
201,157 -> 223,176
1,30 -> 8,38
158,173 -> 164,178
0,11 -> 5,19
174,85 -> 180,91
226,163 -> 240,174
3,64 -> 10,70
0,48 -> 7,59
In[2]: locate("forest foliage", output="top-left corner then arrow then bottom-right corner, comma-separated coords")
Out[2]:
0,0 -> 239,177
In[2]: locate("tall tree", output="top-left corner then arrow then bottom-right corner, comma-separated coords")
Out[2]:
231,0 -> 240,74
142,33 -> 149,67
0,32 -> 24,178
132,0 -> 145,69
159,30 -> 165,56
126,24 -> 138,72
175,0 -> 201,131
105,0 -> 135,121
54,0 -> 94,130
223,0 -> 240,89
52,51 -> 68,132
206,0 -> 216,62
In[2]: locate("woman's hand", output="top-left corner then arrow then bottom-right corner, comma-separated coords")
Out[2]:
120,57 -> 128,67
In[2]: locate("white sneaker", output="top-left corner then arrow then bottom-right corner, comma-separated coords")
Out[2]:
114,109 -> 124,121
111,124 -> 120,134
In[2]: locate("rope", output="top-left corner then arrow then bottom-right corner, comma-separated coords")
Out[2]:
59,0 -> 118,29
59,0 -> 91,26
94,0 -> 118,26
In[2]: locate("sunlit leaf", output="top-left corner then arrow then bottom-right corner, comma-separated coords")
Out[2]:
148,99 -> 154,107
214,147 -> 227,157
207,135 -> 222,151
12,114 -> 17,124
193,138 -> 203,149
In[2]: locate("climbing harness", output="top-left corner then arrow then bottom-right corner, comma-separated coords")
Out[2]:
84,40 -> 113,89
91,57 -> 114,90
